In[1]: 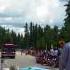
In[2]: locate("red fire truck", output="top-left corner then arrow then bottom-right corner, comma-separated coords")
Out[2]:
1,43 -> 16,59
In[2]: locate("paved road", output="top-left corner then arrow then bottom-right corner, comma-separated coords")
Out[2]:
0,51 -> 59,70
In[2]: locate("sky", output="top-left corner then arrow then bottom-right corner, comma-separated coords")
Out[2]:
0,0 -> 68,35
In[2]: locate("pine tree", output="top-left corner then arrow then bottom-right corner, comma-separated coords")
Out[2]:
24,23 -> 29,48
29,22 -> 33,47
64,0 -> 70,42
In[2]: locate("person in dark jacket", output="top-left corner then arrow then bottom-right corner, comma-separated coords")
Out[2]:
59,42 -> 70,70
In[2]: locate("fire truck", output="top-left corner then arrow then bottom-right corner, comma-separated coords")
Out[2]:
1,43 -> 16,59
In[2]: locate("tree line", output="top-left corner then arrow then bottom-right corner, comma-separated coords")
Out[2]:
24,0 -> 70,50
0,1 -> 70,49
24,22 -> 59,50
0,27 -> 24,49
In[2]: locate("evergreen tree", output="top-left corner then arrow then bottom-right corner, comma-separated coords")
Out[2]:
29,22 -> 33,47
52,26 -> 59,47
33,24 -> 38,49
44,25 -> 51,49
24,23 -> 29,48
64,0 -> 70,42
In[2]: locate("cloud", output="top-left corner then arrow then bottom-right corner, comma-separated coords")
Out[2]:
60,0 -> 69,2
0,0 -> 67,34
0,17 -> 25,28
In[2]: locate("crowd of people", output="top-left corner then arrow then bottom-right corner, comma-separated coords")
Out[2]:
36,47 -> 60,67
22,40 -> 64,68
21,37 -> 70,70
23,46 -> 61,67
36,37 -> 70,70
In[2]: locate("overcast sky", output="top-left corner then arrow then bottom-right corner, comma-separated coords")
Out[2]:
0,0 -> 67,35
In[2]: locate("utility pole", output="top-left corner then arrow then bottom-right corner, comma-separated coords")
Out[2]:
1,46 -> 4,70
1,58 -> 4,70
1,51 -> 4,70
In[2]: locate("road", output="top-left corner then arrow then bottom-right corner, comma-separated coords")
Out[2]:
0,51 -> 59,70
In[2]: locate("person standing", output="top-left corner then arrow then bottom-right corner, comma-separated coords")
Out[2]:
58,36 -> 65,70
59,42 -> 70,70
50,48 -> 54,59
